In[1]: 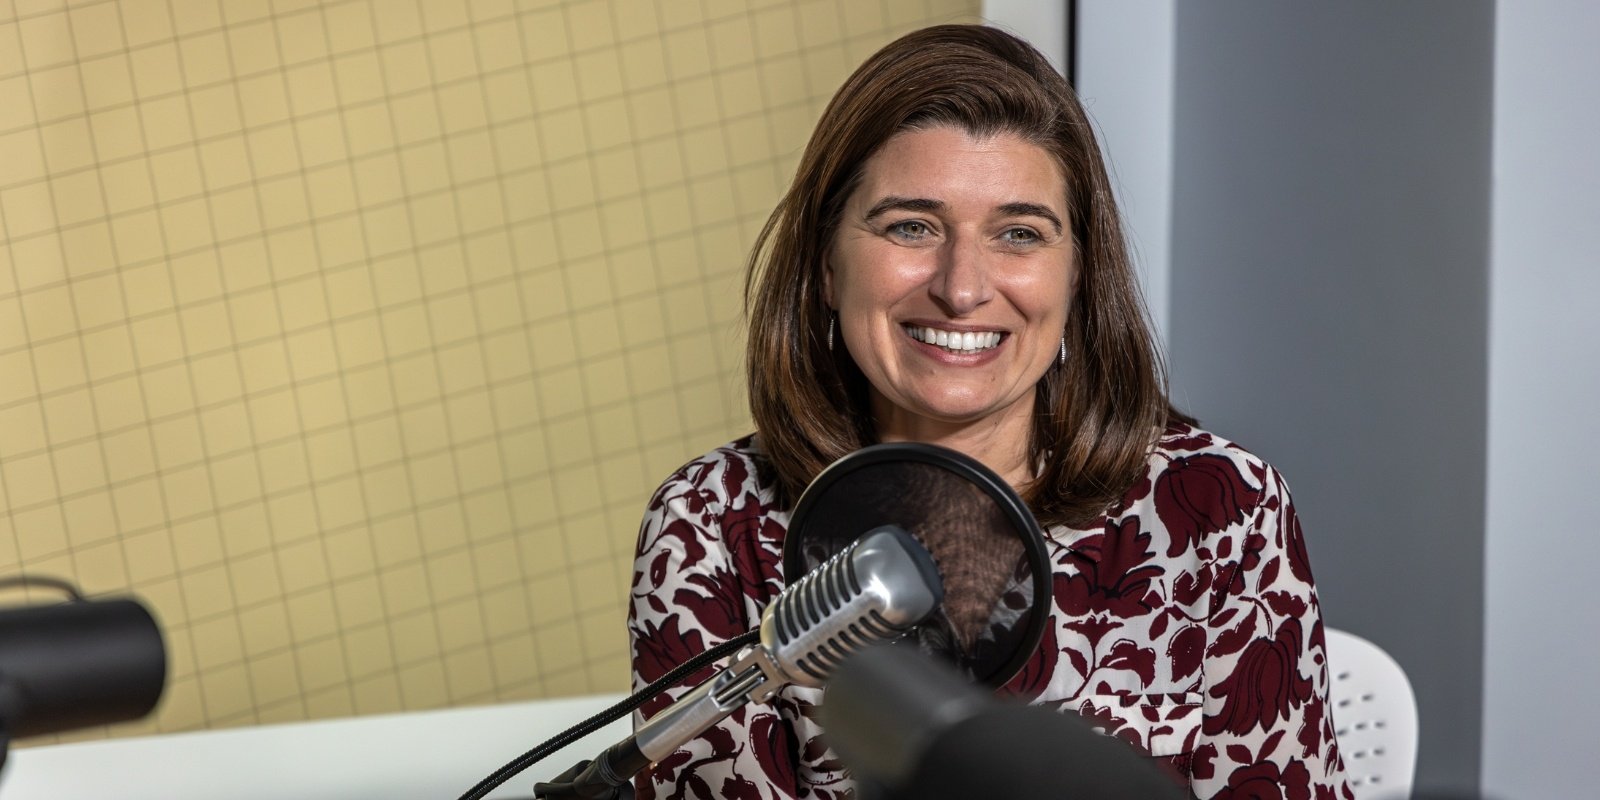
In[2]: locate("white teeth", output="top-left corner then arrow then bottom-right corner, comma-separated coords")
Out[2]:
904,325 -> 1002,353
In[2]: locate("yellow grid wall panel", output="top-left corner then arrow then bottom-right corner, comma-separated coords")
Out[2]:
0,0 -> 981,744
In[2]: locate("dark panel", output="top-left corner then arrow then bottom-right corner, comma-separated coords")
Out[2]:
1167,2 -> 1493,794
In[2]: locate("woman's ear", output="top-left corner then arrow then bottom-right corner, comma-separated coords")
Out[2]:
822,259 -> 836,309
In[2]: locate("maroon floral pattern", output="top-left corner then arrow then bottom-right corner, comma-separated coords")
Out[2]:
628,425 -> 1352,799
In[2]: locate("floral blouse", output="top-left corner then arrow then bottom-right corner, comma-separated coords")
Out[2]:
627,425 -> 1353,799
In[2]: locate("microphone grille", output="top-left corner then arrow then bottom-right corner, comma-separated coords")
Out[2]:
773,545 -> 860,648
766,527 -> 940,684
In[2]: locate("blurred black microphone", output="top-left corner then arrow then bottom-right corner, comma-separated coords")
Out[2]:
0,581 -> 166,769
824,643 -> 1187,800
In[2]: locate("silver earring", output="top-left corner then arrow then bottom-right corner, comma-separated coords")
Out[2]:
1059,336 -> 1067,366
827,314 -> 836,351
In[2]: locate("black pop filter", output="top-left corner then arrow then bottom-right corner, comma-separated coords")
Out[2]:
783,443 -> 1048,687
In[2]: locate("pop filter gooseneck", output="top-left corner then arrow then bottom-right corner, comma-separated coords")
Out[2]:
784,442 -> 1049,688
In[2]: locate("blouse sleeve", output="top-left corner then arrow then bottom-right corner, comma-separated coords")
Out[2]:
1189,464 -> 1354,800
627,459 -> 803,800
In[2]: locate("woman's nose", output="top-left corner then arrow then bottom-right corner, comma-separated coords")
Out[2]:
929,234 -> 993,316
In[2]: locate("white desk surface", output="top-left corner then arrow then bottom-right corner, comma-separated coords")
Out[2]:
0,693 -> 630,800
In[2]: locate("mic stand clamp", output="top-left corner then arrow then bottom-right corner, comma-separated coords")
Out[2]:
532,758 -> 637,799
534,649 -> 768,800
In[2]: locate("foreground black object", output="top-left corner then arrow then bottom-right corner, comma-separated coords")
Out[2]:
824,644 -> 1188,800
0,591 -> 166,771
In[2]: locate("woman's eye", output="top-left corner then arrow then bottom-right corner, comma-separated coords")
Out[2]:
1001,227 -> 1040,245
887,220 -> 932,240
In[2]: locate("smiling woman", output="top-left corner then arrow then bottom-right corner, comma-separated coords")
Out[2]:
825,126 -> 1073,487
628,24 -> 1353,800
742,26 -> 1180,531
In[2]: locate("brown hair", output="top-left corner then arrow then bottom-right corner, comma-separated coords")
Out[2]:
744,24 -> 1191,528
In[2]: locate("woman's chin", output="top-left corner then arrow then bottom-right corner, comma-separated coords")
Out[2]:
876,390 -> 1033,435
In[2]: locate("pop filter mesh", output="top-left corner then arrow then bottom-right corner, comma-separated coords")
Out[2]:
786,450 -> 1044,685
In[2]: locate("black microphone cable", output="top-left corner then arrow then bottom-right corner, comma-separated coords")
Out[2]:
0,575 -> 86,600
455,630 -> 757,800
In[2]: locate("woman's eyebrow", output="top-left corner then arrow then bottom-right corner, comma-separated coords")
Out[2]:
863,196 -> 944,220
863,197 -> 1063,235
997,201 -> 1063,234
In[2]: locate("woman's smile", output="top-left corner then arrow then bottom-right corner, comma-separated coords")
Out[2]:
900,324 -> 1007,355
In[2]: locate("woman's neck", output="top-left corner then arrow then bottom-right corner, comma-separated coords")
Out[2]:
870,395 -> 1036,489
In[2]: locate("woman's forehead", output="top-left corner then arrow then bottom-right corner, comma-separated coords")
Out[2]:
850,126 -> 1069,215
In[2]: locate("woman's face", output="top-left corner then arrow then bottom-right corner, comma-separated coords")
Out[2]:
827,125 -> 1076,442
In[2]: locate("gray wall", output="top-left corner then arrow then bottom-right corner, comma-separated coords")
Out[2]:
1482,2 -> 1600,797
1166,3 -> 1494,795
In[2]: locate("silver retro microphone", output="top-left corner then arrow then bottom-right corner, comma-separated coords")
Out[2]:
545,524 -> 943,797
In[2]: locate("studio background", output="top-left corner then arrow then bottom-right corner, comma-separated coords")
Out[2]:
7,3 -> 1597,799
0,0 -> 980,743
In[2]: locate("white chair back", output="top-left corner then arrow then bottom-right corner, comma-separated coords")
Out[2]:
1325,627 -> 1419,800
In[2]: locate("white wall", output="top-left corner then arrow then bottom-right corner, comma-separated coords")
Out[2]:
1072,2 -> 1176,344
980,0 -> 1068,76
1482,3 -> 1600,797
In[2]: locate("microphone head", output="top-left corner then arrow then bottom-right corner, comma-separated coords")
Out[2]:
784,444 -> 1049,688
761,525 -> 944,687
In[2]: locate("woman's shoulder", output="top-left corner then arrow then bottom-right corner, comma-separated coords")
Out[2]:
644,434 -> 775,513
1152,421 -> 1280,481
1109,421 -> 1291,526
